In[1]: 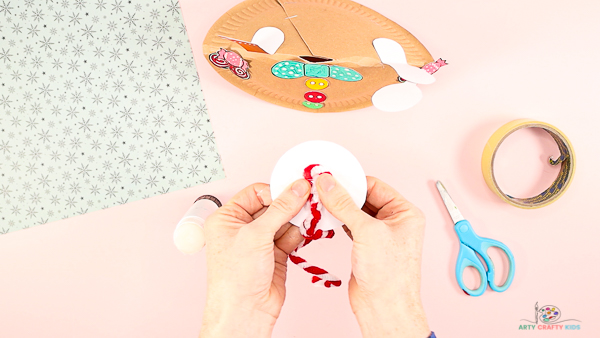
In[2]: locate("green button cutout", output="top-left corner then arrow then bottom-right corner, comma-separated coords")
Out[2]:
302,101 -> 323,109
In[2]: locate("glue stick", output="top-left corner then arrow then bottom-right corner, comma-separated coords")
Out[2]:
173,195 -> 221,254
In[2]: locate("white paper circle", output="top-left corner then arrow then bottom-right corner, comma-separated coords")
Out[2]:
372,82 -> 423,112
270,141 -> 367,231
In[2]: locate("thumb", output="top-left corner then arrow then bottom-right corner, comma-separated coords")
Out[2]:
316,173 -> 370,233
248,179 -> 311,236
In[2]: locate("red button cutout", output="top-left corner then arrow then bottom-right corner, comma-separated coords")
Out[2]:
304,91 -> 326,103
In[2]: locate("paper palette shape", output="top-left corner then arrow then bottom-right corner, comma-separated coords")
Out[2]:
203,0 -> 435,113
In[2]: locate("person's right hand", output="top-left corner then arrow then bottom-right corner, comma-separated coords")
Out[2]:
316,175 -> 431,338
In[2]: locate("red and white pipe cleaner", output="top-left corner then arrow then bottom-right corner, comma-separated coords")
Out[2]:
288,164 -> 342,288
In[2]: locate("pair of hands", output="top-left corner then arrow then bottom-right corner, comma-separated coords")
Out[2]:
199,175 -> 430,338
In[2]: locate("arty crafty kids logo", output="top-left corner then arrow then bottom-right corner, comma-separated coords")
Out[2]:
519,302 -> 581,331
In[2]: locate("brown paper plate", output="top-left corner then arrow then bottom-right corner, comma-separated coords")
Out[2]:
203,0 -> 434,113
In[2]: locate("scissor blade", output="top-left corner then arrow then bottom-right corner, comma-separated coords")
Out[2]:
436,181 -> 466,224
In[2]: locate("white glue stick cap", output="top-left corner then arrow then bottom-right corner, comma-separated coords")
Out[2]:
173,196 -> 220,254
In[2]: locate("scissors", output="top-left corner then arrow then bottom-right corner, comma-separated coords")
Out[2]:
436,181 -> 515,297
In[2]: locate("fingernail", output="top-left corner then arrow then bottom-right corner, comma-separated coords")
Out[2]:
257,187 -> 272,206
318,174 -> 335,192
257,189 -> 265,205
292,180 -> 309,197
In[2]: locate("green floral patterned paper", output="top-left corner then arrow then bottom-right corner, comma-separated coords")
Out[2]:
0,0 -> 225,234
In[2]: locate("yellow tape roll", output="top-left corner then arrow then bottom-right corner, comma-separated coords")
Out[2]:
481,119 -> 576,209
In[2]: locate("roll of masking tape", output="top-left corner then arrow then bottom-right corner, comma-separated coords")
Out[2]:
481,119 -> 575,209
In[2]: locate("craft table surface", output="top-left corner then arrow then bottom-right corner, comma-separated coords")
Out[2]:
1,0 -> 598,337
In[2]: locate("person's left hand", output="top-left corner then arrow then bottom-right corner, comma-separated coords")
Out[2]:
199,180 -> 311,338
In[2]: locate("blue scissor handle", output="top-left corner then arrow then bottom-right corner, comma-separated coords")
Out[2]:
456,242 -> 487,296
454,220 -> 516,296
477,237 -> 515,292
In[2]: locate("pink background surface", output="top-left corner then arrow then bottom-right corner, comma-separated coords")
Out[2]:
1,0 -> 599,337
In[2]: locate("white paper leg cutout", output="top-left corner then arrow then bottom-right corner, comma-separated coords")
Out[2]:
372,38 -> 435,84
372,82 -> 423,112
371,38 -> 434,112
373,37 -> 408,64
251,27 -> 285,55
